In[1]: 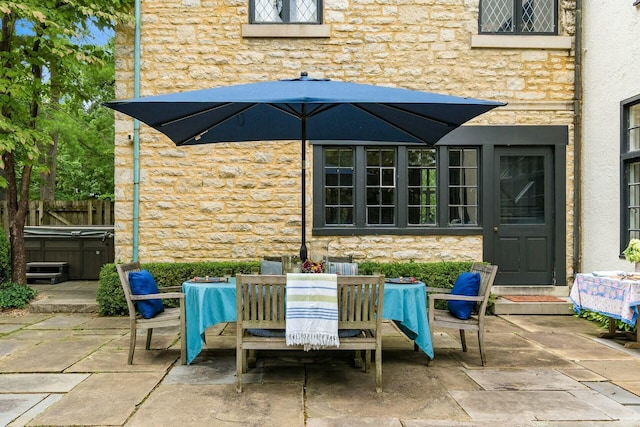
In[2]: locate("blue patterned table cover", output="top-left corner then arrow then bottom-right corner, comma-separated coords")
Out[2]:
570,273 -> 640,326
183,278 -> 434,364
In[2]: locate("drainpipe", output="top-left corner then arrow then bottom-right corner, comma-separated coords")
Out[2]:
132,0 -> 141,261
573,0 -> 582,276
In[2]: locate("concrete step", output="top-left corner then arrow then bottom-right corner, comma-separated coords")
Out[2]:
491,285 -> 573,315
29,298 -> 98,313
493,297 -> 573,315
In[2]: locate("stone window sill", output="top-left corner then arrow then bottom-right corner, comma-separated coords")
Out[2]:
242,24 -> 330,38
471,34 -> 572,49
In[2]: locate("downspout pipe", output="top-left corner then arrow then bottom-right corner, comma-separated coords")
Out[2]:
573,0 -> 582,276
132,0 -> 141,261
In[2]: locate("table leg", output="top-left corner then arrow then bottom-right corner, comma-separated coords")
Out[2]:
624,324 -> 640,349
598,317 -> 618,338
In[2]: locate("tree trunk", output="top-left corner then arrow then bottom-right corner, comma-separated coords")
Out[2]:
3,152 -> 30,284
40,66 -> 60,201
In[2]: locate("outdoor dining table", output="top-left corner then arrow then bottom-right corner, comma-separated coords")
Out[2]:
570,272 -> 640,347
182,277 -> 434,364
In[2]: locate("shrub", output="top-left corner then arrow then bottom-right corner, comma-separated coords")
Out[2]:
0,231 -> 11,283
97,261 -> 261,316
0,282 -> 37,310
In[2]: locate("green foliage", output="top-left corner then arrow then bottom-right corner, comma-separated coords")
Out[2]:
0,282 -> 36,309
358,261 -> 473,288
577,309 -> 636,333
623,239 -> 640,263
97,261 -> 261,316
0,231 -> 11,283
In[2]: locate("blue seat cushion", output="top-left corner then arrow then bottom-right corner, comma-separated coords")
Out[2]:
447,272 -> 481,320
128,269 -> 165,319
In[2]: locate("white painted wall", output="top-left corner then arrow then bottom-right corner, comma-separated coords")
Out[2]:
580,2 -> 640,272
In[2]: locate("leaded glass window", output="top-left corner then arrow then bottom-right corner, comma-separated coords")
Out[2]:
252,0 -> 320,23
479,0 -> 557,35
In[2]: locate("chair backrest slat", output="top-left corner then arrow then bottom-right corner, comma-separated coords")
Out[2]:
470,263 -> 498,316
236,274 -> 384,331
116,262 -> 142,320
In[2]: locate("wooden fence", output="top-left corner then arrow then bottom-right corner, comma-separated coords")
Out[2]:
0,200 -> 114,228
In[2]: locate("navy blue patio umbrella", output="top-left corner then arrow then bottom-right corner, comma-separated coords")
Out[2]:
104,72 -> 505,259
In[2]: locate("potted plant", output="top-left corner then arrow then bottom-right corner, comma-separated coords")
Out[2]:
623,239 -> 640,272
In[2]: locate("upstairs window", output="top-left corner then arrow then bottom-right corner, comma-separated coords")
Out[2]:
251,0 -> 321,23
479,0 -> 557,35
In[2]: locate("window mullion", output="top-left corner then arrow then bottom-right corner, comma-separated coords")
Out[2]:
355,146 -> 367,228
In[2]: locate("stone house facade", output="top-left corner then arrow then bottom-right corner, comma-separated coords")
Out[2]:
113,0 -> 576,286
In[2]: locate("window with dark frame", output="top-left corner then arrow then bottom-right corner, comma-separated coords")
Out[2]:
251,0 -> 321,23
449,148 -> 479,225
623,98 -> 640,247
479,0 -> 557,35
408,148 -> 437,225
317,145 -> 480,232
324,147 -> 354,225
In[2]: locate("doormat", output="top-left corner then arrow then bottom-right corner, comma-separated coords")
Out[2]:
501,295 -> 567,303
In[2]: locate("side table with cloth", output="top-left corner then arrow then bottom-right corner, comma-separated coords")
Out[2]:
183,278 -> 434,364
570,273 -> 640,347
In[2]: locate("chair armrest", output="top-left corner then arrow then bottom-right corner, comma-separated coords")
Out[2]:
161,286 -> 183,292
428,293 -> 483,302
130,292 -> 184,301
426,287 -> 451,294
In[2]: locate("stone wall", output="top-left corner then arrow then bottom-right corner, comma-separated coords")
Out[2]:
113,0 -> 576,278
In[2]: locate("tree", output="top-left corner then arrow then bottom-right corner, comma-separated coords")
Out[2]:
0,1 -> 132,283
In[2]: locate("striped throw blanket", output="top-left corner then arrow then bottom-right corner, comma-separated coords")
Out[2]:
286,273 -> 339,351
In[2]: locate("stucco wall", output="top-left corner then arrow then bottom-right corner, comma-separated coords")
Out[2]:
580,3 -> 640,272
113,0 -> 576,272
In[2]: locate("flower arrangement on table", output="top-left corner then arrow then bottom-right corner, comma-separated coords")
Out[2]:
623,239 -> 640,263
302,259 -> 325,273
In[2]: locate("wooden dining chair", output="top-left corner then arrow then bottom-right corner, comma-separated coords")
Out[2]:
116,262 -> 186,365
426,263 -> 498,366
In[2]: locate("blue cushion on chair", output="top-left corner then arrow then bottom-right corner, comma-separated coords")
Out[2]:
448,272 -> 481,320
128,270 -> 165,319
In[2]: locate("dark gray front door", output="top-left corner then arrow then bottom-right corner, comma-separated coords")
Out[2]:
492,147 -> 554,285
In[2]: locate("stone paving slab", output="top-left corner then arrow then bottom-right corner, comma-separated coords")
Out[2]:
305,359 -> 470,421
567,389 -> 640,421
583,381 -> 640,405
0,394 -> 49,427
0,373 -> 89,392
450,390 -> 614,421
576,359 -> 640,382
126,383 -> 305,427
307,417 -> 403,427
0,336 -> 110,373
23,313 -> 94,329
165,355 -> 264,385
464,368 -> 587,391
8,394 -> 63,427
29,372 -> 165,426
520,332 -> 636,361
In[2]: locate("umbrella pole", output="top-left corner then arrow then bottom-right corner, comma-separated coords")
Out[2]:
299,116 -> 308,261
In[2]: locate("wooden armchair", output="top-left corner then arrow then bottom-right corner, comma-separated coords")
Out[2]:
235,274 -> 384,393
116,262 -> 186,365
427,263 -> 498,366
